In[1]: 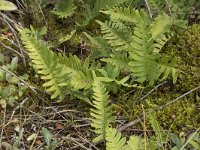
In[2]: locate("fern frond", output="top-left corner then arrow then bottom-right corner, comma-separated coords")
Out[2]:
58,54 -> 93,90
90,80 -> 115,142
149,113 -> 166,145
83,32 -> 109,50
19,28 -> 67,99
98,6 -> 179,85
127,16 -> 161,84
80,0 -> 129,26
127,135 -> 144,150
105,127 -> 144,150
129,54 -> 160,85
101,7 -> 145,24
101,54 -> 130,70
106,127 -> 126,150
159,55 -> 178,83
52,0 -> 76,18
154,34 -> 171,53
58,29 -> 76,44
96,20 -> 131,51
150,14 -> 173,41
128,12 -> 175,84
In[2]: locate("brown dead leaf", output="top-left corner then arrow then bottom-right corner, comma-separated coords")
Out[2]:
55,122 -> 63,130
35,139 -> 42,145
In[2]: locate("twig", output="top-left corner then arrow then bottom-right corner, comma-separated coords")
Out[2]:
144,0 -> 152,18
140,81 -> 167,100
149,86 -> 200,113
0,12 -> 26,66
0,108 -> 6,144
165,0 -> 172,15
0,66 -> 37,93
0,42 -> 23,57
61,136 -> 89,150
10,97 -> 29,120
118,118 -> 141,132
142,105 -> 147,150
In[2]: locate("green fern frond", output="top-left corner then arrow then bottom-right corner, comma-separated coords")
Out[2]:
101,54 -> 130,70
129,54 -> 160,85
127,135 -> 144,150
58,54 -> 93,90
149,113 -> 166,145
105,127 -> 144,150
19,28 -> 67,99
98,6 -> 179,85
96,20 -> 131,51
83,32 -> 109,50
90,80 -> 115,142
79,0 -> 129,26
159,55 -> 178,83
101,7 -> 144,24
58,29 -> 76,44
128,12 -> 175,84
52,0 -> 76,18
106,127 -> 126,150
150,14 -> 173,41
154,34 -> 171,53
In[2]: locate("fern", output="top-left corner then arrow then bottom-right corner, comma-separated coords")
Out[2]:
58,54 -> 93,90
101,54 -> 130,70
90,79 -> 115,142
98,7 -> 179,85
150,13 -> 173,41
83,32 -> 109,51
18,28 -> 67,99
96,20 -> 131,51
52,0 -> 76,18
105,127 -> 127,150
79,0 -> 130,26
159,55 -> 178,83
19,27 -> 95,101
105,127 -> 144,150
127,135 -> 144,150
102,7 -> 143,24
148,113 -> 167,148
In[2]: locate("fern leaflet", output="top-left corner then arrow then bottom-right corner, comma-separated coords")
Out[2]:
52,0 -> 76,18
90,79 -> 115,142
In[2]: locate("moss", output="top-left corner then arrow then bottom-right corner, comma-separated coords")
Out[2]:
149,24 -> 200,131
115,24 -> 200,133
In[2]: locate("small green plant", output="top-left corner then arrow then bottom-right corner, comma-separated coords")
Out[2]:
0,54 -> 28,107
42,127 -> 59,150
169,128 -> 200,150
